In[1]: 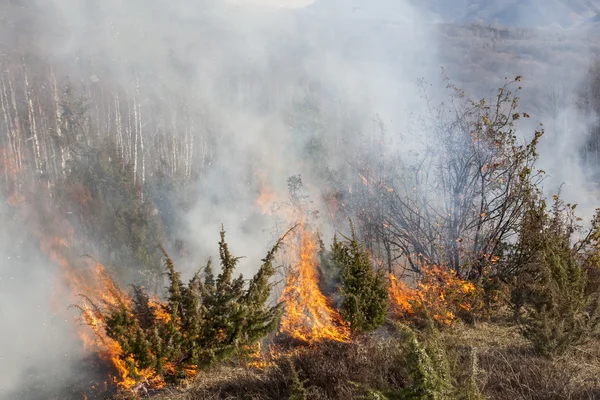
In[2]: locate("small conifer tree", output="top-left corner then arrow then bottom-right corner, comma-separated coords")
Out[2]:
288,359 -> 308,400
515,195 -> 600,355
332,221 -> 388,334
395,323 -> 451,400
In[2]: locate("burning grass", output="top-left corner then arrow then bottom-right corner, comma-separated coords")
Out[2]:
166,333 -> 413,400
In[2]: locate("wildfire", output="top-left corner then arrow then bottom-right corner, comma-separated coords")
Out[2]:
388,273 -> 418,316
245,342 -> 277,370
388,266 -> 480,327
38,228 -> 165,391
148,298 -> 172,323
0,148 -> 174,392
279,225 -> 350,344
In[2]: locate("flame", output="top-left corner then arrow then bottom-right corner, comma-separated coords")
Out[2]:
256,181 -> 274,214
388,274 -> 418,316
148,298 -> 171,323
245,342 -> 275,370
388,266 -> 481,327
73,265 -> 161,390
279,225 -> 350,344
38,227 -> 161,390
0,147 -> 169,391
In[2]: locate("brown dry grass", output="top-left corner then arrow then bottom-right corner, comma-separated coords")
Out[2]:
153,333 -> 409,400
448,322 -> 600,400
151,323 -> 600,400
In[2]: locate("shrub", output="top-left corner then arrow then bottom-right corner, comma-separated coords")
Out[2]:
288,359 -> 308,400
389,266 -> 483,328
514,195 -> 600,355
77,227 -> 290,388
395,323 -> 451,400
330,223 -> 388,334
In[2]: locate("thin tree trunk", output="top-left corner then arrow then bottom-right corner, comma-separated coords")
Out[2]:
23,65 -> 42,175
0,73 -> 16,183
114,93 -> 123,158
9,78 -> 23,172
50,70 -> 68,176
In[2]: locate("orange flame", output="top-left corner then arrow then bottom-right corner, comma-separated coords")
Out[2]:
148,298 -> 171,323
388,273 -> 418,316
256,181 -> 274,214
388,266 -> 480,327
0,147 -> 167,391
38,227 -> 160,390
279,225 -> 350,344
245,342 -> 276,370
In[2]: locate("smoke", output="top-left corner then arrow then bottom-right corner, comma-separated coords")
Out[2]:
1,0 -> 600,398
25,0 -> 441,264
0,202 -> 81,398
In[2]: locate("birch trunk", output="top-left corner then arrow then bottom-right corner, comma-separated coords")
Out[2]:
50,70 -> 68,176
9,78 -> 23,172
23,66 -> 42,176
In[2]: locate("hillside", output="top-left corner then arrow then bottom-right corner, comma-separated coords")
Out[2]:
308,0 -> 600,28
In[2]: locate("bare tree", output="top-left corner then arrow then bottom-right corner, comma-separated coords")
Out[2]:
352,77 -> 544,280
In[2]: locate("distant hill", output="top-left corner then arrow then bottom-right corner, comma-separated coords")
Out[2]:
307,0 -> 600,28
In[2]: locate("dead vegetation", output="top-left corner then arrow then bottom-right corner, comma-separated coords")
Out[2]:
144,322 -> 599,400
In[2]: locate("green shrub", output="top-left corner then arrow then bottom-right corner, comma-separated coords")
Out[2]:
78,227 -> 291,387
514,195 -> 600,355
331,222 -> 388,334
288,359 -> 308,400
395,323 -> 451,400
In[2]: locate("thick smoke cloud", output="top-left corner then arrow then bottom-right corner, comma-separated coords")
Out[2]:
27,0 -> 442,266
0,203 -> 80,397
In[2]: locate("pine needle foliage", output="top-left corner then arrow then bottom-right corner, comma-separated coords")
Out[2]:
394,323 -> 452,400
332,221 -> 388,334
288,359 -> 308,400
82,227 -> 291,386
513,194 -> 600,355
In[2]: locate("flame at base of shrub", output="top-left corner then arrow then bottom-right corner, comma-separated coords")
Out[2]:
38,233 -> 148,390
68,264 -> 164,390
389,266 -> 481,326
278,226 -> 350,344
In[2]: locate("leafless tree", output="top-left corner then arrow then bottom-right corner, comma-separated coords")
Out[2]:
351,78 -> 544,280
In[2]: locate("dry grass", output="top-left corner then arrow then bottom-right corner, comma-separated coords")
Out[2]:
448,322 -> 600,400
478,345 -> 600,400
154,334 -> 409,400
151,323 -> 600,400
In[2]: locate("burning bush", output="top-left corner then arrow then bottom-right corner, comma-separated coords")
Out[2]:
278,226 -> 351,344
389,265 -> 483,327
349,77 -> 543,282
76,228 -> 290,392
